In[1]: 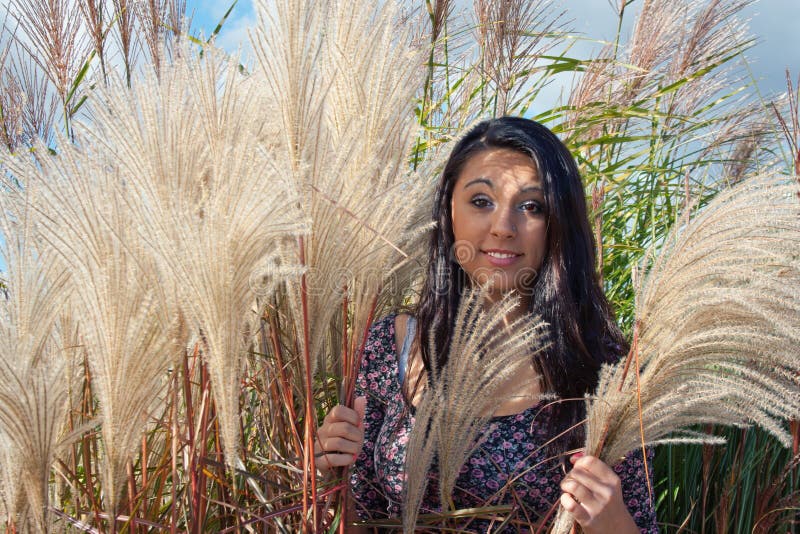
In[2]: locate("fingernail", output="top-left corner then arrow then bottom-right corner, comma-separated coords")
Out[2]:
570,452 -> 584,462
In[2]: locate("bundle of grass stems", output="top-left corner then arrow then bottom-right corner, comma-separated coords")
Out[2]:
0,0 -> 798,531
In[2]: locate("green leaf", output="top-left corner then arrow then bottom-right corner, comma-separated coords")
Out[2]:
208,0 -> 239,44
65,49 -> 96,107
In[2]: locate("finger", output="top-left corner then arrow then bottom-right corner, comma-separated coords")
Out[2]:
324,405 -> 361,426
354,396 -> 366,427
317,434 -> 363,456
568,451 -> 584,464
560,492 -> 591,524
318,421 -> 363,446
560,475 -> 595,506
572,455 -> 619,484
316,452 -> 358,471
565,466 -> 617,509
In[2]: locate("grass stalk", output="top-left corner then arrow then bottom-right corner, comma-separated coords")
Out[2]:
170,367 -> 179,534
297,236 -> 318,532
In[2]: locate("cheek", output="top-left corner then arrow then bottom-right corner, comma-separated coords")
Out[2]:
525,227 -> 548,266
453,240 -> 477,265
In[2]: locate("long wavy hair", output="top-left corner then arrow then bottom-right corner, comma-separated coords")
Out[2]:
413,116 -> 627,452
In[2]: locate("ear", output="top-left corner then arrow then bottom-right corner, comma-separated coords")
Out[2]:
354,396 -> 367,427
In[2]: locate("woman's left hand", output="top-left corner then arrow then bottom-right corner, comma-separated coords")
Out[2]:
559,453 -> 639,534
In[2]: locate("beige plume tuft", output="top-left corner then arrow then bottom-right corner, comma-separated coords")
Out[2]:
404,288 -> 548,531
553,174 -> 800,533
75,49 -> 308,474
0,182 -> 73,532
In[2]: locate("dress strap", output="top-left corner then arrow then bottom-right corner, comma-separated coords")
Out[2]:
398,316 -> 416,385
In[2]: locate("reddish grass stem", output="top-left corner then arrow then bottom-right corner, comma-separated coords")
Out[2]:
298,236 -> 318,532
338,294 -> 379,532
126,459 -> 137,533
593,320 -> 639,456
338,292 -> 350,534
591,318 -> 652,507
266,310 -> 304,459
170,369 -> 179,534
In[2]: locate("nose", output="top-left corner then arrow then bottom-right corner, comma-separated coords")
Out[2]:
490,207 -> 516,239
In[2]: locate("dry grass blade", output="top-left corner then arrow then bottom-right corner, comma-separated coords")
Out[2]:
552,174 -> 800,533
404,288 -> 548,531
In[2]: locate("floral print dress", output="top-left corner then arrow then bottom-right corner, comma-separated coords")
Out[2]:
350,315 -> 659,533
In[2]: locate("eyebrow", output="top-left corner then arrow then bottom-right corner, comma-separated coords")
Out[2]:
463,177 -> 543,194
464,177 -> 493,189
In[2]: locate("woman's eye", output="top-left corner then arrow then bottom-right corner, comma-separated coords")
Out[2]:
519,200 -> 543,213
470,196 -> 492,208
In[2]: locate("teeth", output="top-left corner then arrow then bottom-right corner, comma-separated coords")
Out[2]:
486,252 -> 516,259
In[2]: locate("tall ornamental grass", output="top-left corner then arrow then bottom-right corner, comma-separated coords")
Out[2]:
0,0 -> 797,532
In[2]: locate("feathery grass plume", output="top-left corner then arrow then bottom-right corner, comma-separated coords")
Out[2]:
250,0 -> 329,175
7,0 -> 90,131
0,71 -> 24,151
771,70 -> 800,176
167,0 -> 187,42
320,0 -> 429,370
78,0 -> 109,83
113,0 -> 139,85
552,174 -> 800,533
250,0 -> 332,381
3,138 -> 189,520
11,49 -> 59,147
75,47 -> 307,473
252,2 -> 430,526
0,14 -> 24,151
0,182 -> 73,532
136,0 -> 169,76
662,0 -> 753,118
404,288 -> 548,531
566,0 -> 754,143
252,0 -> 429,372
374,145 -> 449,315
565,0 -> 684,138
561,0 -> 772,336
0,445 -> 24,529
472,0 -> 565,115
0,30 -> 58,150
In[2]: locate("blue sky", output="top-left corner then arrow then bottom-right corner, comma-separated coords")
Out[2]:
186,0 -> 800,101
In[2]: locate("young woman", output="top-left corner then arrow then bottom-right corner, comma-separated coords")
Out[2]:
316,117 -> 658,533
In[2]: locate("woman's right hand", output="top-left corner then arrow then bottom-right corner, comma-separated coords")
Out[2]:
315,396 -> 367,475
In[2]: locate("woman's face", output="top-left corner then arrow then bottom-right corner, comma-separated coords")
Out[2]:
450,148 -> 548,301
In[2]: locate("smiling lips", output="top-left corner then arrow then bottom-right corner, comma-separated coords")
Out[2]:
482,249 -> 522,267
